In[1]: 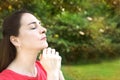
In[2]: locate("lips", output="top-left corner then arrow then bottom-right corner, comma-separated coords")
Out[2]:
41,36 -> 47,40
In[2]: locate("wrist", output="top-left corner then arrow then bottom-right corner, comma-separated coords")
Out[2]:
47,70 -> 59,80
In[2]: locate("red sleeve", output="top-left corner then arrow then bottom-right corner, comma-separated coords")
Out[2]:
35,61 -> 47,80
0,61 -> 47,80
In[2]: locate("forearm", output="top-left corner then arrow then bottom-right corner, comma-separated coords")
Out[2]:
47,70 -> 65,80
59,70 -> 65,80
47,70 -> 59,80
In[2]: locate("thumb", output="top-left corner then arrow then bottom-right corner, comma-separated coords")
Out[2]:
40,48 -> 47,60
39,54 -> 42,60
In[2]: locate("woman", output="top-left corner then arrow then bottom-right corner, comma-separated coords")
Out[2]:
0,10 -> 65,80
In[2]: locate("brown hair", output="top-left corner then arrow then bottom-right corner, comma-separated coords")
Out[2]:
0,10 -> 30,72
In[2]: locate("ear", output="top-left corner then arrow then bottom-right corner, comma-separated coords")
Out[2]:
10,36 -> 20,47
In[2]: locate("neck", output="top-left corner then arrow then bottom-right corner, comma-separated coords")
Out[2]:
7,48 -> 40,77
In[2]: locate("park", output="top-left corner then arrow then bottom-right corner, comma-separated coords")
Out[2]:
0,0 -> 120,80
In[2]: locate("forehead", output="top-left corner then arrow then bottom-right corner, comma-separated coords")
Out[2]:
20,13 -> 39,25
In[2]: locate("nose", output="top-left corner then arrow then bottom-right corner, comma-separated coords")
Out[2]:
39,26 -> 47,34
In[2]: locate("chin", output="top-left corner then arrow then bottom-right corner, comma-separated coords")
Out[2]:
45,42 -> 48,48
41,42 -> 48,49
36,41 -> 48,50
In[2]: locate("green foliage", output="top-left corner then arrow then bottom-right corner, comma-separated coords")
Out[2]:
0,0 -> 120,64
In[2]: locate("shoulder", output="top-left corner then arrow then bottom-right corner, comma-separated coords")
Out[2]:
0,70 -> 14,80
35,60 -> 47,79
35,60 -> 44,70
35,60 -> 46,73
0,69 -> 27,80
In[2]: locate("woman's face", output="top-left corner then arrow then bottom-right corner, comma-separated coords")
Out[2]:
18,13 -> 48,51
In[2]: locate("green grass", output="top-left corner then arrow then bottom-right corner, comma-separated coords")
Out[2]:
62,59 -> 120,80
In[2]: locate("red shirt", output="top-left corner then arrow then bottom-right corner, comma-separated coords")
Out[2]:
0,61 -> 47,80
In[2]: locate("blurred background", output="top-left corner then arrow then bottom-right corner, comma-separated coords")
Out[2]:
0,0 -> 120,80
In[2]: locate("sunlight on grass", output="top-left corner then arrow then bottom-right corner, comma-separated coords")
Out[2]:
62,59 -> 120,80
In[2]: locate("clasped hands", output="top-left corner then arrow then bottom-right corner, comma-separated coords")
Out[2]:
40,47 -> 65,80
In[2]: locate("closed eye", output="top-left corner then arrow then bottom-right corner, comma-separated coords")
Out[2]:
31,27 -> 37,30
30,25 -> 37,30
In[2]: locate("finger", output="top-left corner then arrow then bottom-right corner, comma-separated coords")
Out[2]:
47,47 -> 52,55
39,54 -> 42,60
56,52 -> 62,60
59,56 -> 62,61
56,51 -> 59,56
51,49 -> 55,55
43,48 -> 47,57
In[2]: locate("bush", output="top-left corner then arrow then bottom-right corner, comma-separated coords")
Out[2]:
0,0 -> 120,64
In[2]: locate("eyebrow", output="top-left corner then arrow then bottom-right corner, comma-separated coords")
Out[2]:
28,21 -> 41,25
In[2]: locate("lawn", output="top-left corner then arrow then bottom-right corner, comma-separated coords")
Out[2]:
62,59 -> 120,80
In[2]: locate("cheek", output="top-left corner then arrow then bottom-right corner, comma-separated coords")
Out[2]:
20,33 -> 48,49
18,29 -> 42,47
25,34 -> 40,43
19,32 -> 38,45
